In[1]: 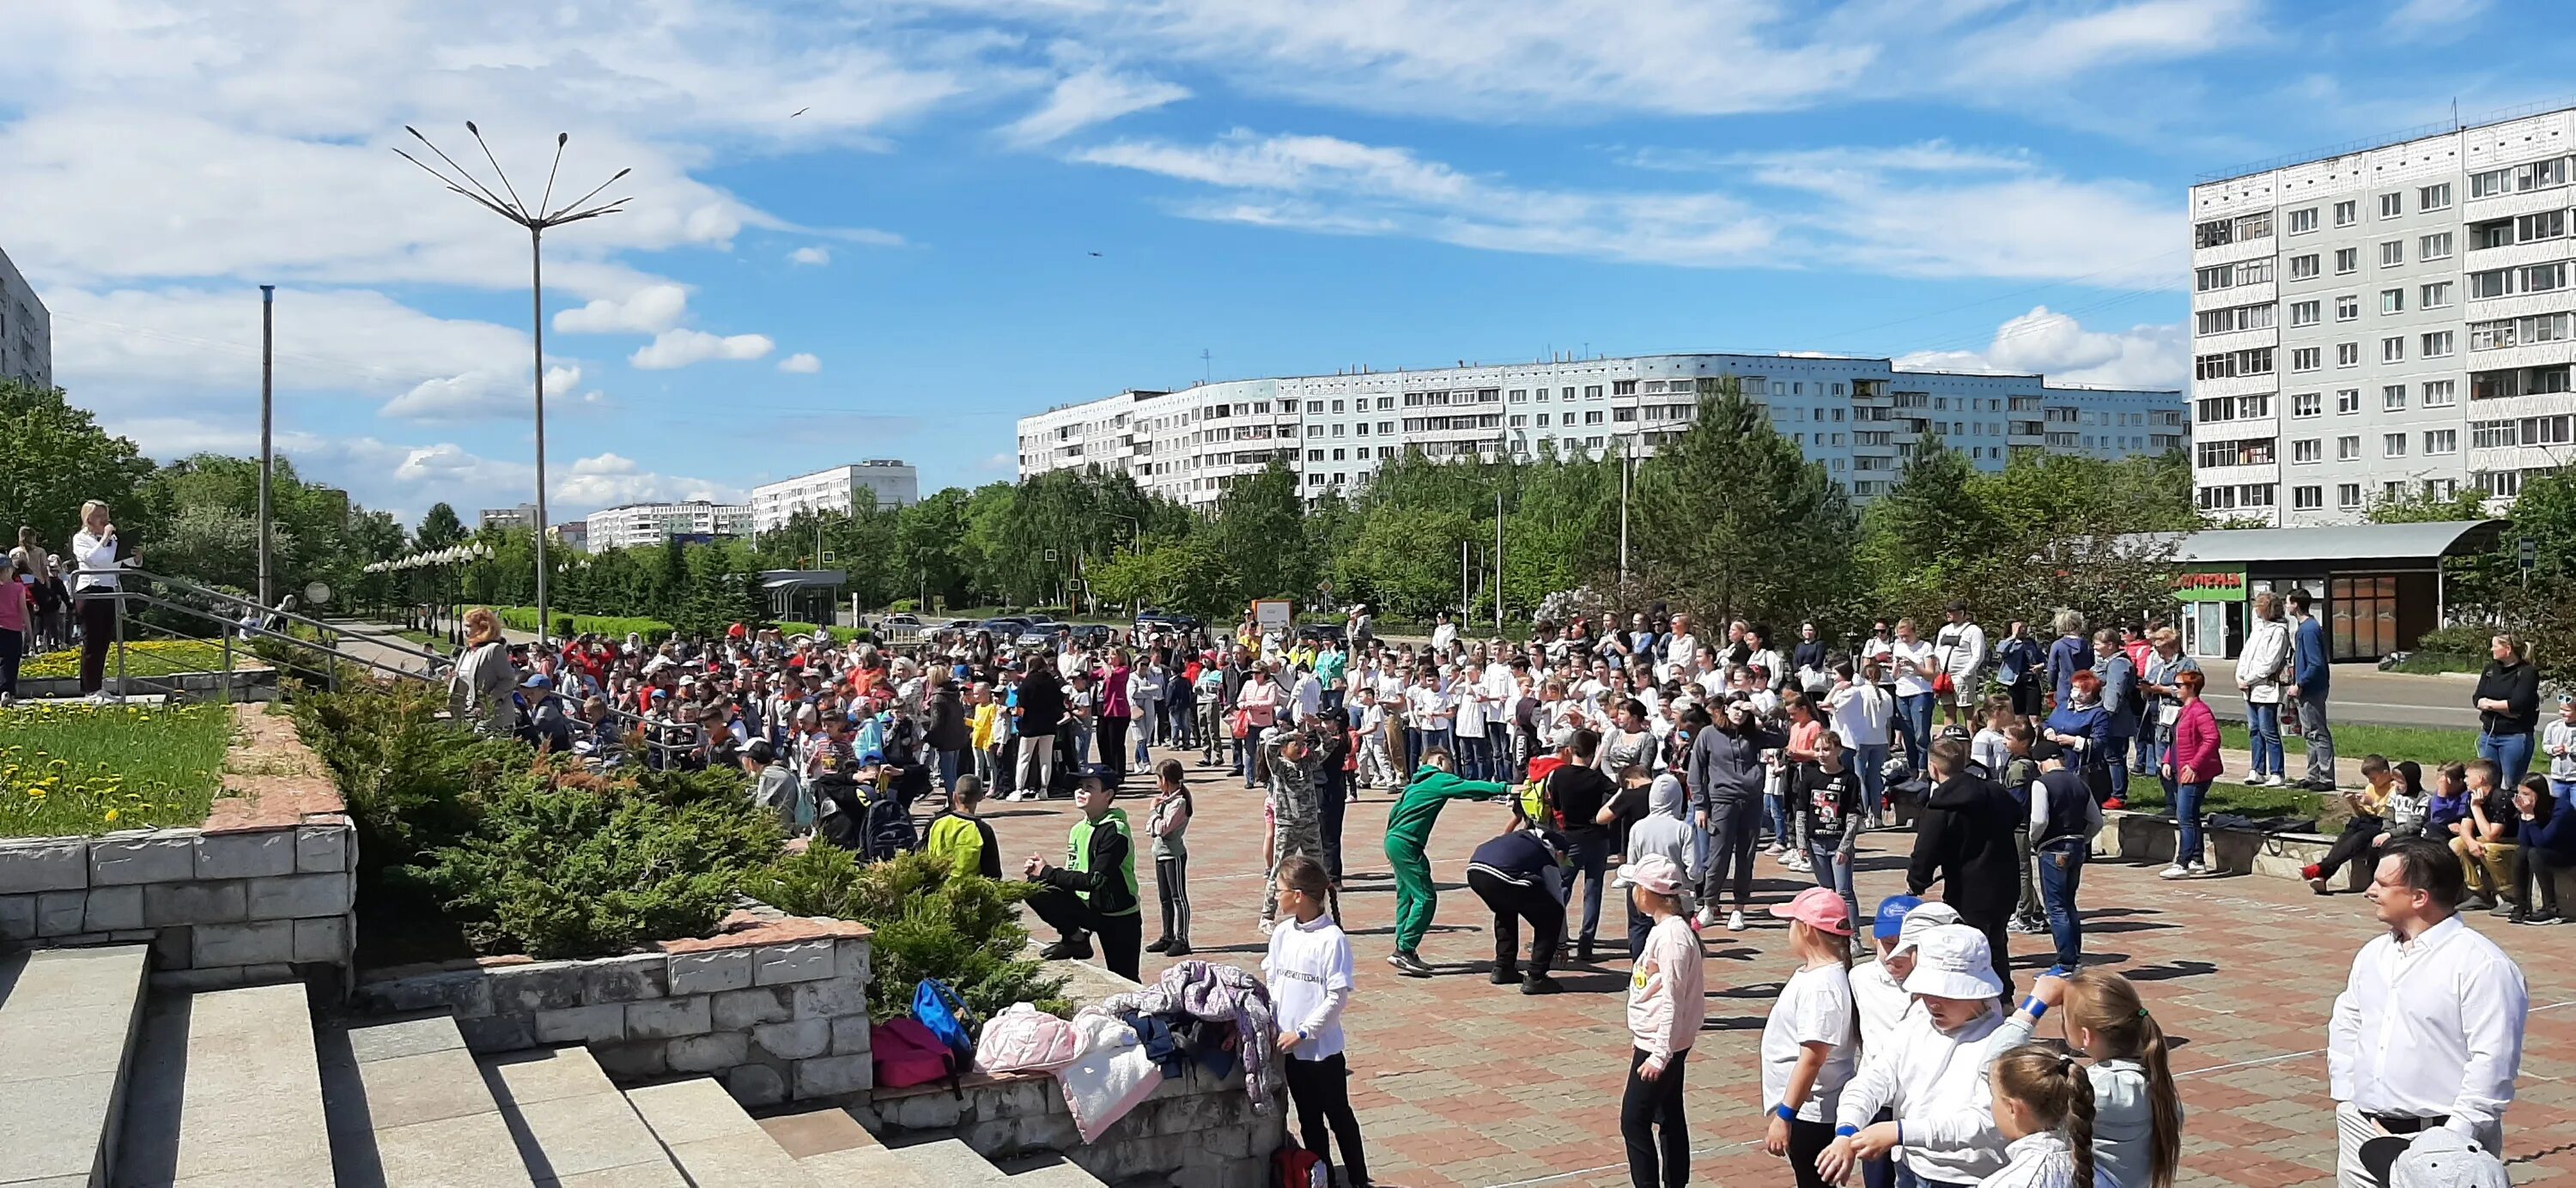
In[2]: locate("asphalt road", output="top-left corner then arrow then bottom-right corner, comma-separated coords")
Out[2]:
2196,662 -> 2482,730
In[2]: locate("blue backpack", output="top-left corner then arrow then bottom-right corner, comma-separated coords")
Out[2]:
911,978 -> 975,1061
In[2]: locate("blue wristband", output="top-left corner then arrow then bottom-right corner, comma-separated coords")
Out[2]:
1773,1105 -> 1797,1122
2022,997 -> 2047,1021
1835,1124 -> 1859,1138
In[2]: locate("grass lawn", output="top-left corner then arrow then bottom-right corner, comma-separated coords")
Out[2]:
2114,777 -> 2352,832
2215,719 -> 2480,766
0,702 -> 235,837
20,639 -> 258,682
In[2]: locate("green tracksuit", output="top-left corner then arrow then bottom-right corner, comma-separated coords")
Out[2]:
1384,764 -> 1512,954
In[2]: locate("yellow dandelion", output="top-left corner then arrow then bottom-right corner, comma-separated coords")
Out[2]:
102,809 -> 117,822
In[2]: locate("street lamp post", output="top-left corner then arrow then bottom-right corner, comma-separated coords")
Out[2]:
395,124 -> 629,643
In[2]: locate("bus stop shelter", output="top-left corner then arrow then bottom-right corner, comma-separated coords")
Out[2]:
2119,519 -> 2507,662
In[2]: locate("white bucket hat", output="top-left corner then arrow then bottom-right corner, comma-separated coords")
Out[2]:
1899,923 -> 2004,1000
1888,902 -> 1962,958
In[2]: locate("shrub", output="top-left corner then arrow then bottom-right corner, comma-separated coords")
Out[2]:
422,759 -> 783,959
288,680 -> 527,877
751,848 -> 1068,1025
494,607 -> 676,640
888,598 -> 918,613
2414,623 -> 2500,657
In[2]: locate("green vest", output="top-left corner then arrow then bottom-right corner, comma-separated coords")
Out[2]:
1067,809 -> 1140,914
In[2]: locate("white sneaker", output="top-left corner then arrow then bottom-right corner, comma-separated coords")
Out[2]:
2186,861 -> 2208,876
2158,864 -> 2189,879
1727,910 -> 1747,932
1695,906 -> 1719,929
1785,855 -> 1811,872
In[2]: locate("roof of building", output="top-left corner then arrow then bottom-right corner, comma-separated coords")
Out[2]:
2117,519 -> 2507,564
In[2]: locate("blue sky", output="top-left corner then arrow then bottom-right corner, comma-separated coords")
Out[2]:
0,0 -> 2549,526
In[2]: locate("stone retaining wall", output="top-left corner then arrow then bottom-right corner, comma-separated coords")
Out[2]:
17,665 -> 277,702
0,704 -> 357,991
353,905 -> 875,1109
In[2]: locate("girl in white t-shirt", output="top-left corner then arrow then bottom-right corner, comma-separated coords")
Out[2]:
1266,854 -> 1368,1187
1762,888 -> 1860,1188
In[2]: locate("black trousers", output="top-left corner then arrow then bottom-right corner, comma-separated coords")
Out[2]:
1098,716 -> 1130,784
1787,1117 -> 1837,1188
1467,868 -> 1563,979
2515,845 -> 2573,915
2318,815 -> 2384,881
78,595 -> 116,694
1283,1052 -> 1370,1187
1955,906 -> 2014,1000
1024,888 -> 1143,981
1317,765 -> 1347,884
0,627 -> 21,697
1154,853 -> 1191,945
1621,1046 -> 1690,1188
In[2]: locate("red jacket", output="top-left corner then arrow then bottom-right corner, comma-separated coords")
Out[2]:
2168,699 -> 2223,783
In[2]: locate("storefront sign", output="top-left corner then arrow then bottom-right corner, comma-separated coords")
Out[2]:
2173,568 -> 2248,603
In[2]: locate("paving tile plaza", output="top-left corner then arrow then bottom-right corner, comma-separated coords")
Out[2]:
981,753 -> 2576,1188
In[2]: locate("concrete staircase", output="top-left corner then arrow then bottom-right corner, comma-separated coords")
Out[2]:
0,945 -> 1114,1188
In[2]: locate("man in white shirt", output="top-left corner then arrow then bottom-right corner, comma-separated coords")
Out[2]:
1290,664 -> 1323,726
2330,837 -> 2528,1185
1933,601 -> 1988,730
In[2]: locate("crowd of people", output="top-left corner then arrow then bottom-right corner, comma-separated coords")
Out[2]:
428,597 -> 2539,1188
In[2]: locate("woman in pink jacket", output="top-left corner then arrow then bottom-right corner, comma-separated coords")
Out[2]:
2161,669 -> 2223,880
1618,854 -> 1704,1187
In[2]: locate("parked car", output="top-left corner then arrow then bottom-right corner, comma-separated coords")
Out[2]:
1067,623 -> 1116,648
1295,622 -> 1347,646
1134,609 -> 1203,637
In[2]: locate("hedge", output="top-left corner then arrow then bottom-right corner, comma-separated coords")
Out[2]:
495,607 -> 675,640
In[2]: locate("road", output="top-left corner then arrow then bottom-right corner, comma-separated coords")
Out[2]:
2198,661 -> 2481,730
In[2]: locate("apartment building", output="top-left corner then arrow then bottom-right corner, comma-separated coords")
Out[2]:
1017,355 -> 2183,506
2190,104 -> 2576,525
479,503 -> 538,530
748,461 -> 920,533
0,247 -> 52,389
585,501 -> 754,551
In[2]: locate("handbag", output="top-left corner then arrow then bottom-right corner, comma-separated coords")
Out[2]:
1933,672 -> 1954,698
1231,708 -> 1251,739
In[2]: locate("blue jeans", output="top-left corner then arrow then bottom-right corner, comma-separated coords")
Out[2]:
2174,781 -> 2208,869
2246,701 -> 2282,779
1567,831 -> 1612,947
1765,789 -> 1792,849
937,749 -> 963,793
2036,838 -> 2086,969
2099,735 -> 2131,800
1810,837 -> 1857,930
1853,743 -> 1890,820
1895,694 -> 1935,771
1455,730 -> 1492,782
2130,728 -> 2160,775
2482,730 -> 2536,790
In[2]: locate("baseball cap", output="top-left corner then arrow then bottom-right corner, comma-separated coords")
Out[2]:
2028,738 -> 2064,764
1900,924 -> 2005,1000
1872,894 -> 1924,941
1613,853 -> 1685,897
2365,1127 -> 2509,1188
1888,901 -> 1963,958
649,688 -> 670,700
1769,888 -> 1854,936
522,673 -> 551,688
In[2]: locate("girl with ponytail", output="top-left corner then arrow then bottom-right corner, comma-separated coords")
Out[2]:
1984,1045 -> 2106,1186
1993,970 -> 2183,1188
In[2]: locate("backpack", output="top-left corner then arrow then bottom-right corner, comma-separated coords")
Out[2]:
870,1017 -> 956,1088
911,978 -> 975,1063
1271,1141 -> 1327,1188
862,788 -> 918,861
975,1002 -> 1083,1074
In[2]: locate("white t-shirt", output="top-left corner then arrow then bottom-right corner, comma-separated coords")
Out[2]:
1761,962 -> 1859,1123
1264,914 -> 1355,1059
1890,639 -> 1937,698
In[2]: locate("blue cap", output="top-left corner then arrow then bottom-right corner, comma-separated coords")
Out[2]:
1873,894 -> 1924,940
1078,763 -> 1115,784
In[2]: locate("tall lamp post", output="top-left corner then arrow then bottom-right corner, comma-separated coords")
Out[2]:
394,124 -> 629,642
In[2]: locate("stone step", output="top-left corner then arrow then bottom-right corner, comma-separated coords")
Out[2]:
478,1047 -> 687,1188
624,1078 -> 814,1187
998,1152 -> 1112,1187
319,1014 -> 534,1187
796,1144 -> 931,1187
0,945 -> 150,1186
752,1106 -> 875,1161
114,981 -> 334,1185
884,1136 -> 1012,1185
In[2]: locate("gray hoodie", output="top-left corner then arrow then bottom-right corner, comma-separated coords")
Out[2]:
1627,774 -> 1703,888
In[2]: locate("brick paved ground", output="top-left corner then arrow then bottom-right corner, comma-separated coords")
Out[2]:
982,755 -> 2576,1188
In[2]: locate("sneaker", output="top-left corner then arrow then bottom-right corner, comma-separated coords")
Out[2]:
2459,896 -> 2493,913
1727,910 -> 1747,932
2309,877 -> 2332,895
1147,936 -> 1173,955
2158,864 -> 2190,880
1037,936 -> 1093,961
2490,901 -> 2518,918
1258,918 -> 1276,936
1388,950 -> 1435,978
1164,942 -> 1192,956
2102,797 -> 2124,811
1520,974 -> 1564,996
2185,862 -> 2208,876
1694,906 -> 1719,929
2522,912 -> 2563,926
1764,844 -> 1788,858
1489,967 -> 1520,985
1575,942 -> 1596,965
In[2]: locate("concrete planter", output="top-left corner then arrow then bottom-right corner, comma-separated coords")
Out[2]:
17,664 -> 279,702
2090,809 -> 2367,890
354,905 -> 875,1111
0,703 -> 359,990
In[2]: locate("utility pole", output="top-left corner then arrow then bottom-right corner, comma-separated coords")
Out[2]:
257,284 -> 275,613
1493,488 -> 1504,634
1619,434 -> 1633,585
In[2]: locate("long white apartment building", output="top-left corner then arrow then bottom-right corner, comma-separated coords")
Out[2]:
1018,355 -> 2184,506
2190,103 -> 2576,524
585,500 -> 754,551
0,246 -> 52,389
748,461 -> 920,533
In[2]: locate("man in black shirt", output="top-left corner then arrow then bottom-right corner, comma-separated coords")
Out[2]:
1542,729 -> 1618,962
1906,736 -> 2021,997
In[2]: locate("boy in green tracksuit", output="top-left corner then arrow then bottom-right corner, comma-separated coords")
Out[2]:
1383,749 -> 1512,977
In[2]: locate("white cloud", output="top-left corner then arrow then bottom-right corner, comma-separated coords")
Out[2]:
2386,0 -> 2486,37
374,362 -> 605,421
787,245 -> 831,266
1942,0 -> 2259,86
554,452 -> 745,512
777,353 -> 821,373
1078,129 -> 2177,285
1896,306 -> 2189,391
554,284 -> 690,334
629,328 -> 775,369
1002,67 -> 1189,146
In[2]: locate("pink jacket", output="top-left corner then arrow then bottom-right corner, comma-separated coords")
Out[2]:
2169,699 -> 2223,783
1626,915 -> 1704,1058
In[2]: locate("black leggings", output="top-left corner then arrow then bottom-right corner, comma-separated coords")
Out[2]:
1621,1046 -> 1690,1188
78,595 -> 116,694
1154,853 -> 1191,945
2317,815 -> 2384,881
1467,867 -> 1563,979
1787,1117 -> 1837,1188
1024,888 -> 1142,981
1098,716 -> 1130,783
1283,1052 -> 1368,1186
2515,845 -> 2573,915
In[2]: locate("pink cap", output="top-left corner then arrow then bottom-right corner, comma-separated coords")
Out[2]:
1768,887 -> 1855,936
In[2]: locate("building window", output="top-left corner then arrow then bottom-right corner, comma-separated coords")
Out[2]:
2379,192 -> 2403,219
1331,448 -> 1346,460
1308,425 -> 1323,437
2290,300 -> 2321,326
2336,295 -> 2359,321
2423,330 -> 2455,358
2528,415 -> 2573,446
2383,385 -> 2408,412
2524,209 -> 2569,242
2292,391 -> 2323,417
2291,254 -> 2321,280
2338,434 -> 2360,460
2293,438 -> 2322,464
2383,433 -> 2408,458
2380,240 -> 2404,267
2337,482 -> 2362,508
2337,342 -> 2360,367
2426,429 -> 2458,455
2335,199 -> 2357,227
2421,182 -> 2454,211
2337,389 -> 2361,415
2292,347 -> 2322,372
2473,419 -> 2518,448
2519,157 -> 2571,191
2421,232 -> 2454,260
2335,247 -> 2359,275
1613,379 -> 1637,395
1584,385 -> 1603,399
2423,281 -> 2454,309
1536,413 -> 1550,427
2425,379 -> 2457,407
2288,208 -> 2319,234
2380,336 -> 2404,364
2293,484 -> 2324,510
1308,449 -> 1324,462
2381,288 -> 2405,314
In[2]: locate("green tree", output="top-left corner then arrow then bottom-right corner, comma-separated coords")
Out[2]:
0,379 -> 155,557
1212,461 -> 1313,606
1860,435 -> 2007,614
416,504 -> 468,550
1631,380 -> 1859,628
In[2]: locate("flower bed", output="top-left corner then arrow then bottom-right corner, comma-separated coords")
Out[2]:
0,701 -> 235,838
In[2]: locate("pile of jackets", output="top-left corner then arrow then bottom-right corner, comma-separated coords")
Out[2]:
977,961 -> 1281,1143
